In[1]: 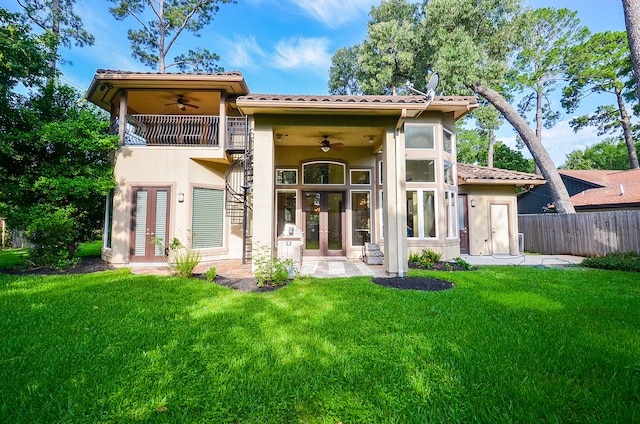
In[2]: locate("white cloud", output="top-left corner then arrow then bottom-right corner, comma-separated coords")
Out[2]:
288,0 -> 378,27
497,119 -> 603,167
219,35 -> 266,68
272,37 -> 332,74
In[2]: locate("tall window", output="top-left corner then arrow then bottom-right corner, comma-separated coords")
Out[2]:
405,125 -> 435,149
351,191 -> 371,246
443,129 -> 453,153
192,188 -> 224,248
444,161 -> 455,185
407,189 -> 436,238
276,190 -> 297,236
104,190 -> 114,248
445,190 -> 457,239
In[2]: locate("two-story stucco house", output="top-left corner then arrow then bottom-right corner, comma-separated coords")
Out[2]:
85,69 -> 542,276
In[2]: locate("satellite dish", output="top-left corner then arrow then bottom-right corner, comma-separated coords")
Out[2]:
426,73 -> 439,93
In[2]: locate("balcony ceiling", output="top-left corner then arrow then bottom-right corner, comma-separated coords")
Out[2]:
272,125 -> 387,150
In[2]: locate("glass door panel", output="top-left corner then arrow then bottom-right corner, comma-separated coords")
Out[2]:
304,192 -> 321,251
303,191 -> 345,256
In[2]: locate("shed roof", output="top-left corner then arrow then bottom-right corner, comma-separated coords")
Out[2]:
457,163 -> 546,186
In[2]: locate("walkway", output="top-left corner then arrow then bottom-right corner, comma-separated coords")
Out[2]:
128,254 -> 584,278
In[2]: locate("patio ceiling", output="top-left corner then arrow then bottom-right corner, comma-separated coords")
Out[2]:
272,125 -> 387,150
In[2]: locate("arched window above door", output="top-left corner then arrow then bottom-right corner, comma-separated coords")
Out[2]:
302,161 -> 345,185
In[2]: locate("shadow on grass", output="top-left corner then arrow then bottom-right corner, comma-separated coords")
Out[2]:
0,268 -> 638,422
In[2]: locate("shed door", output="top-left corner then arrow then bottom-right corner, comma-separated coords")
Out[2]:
490,204 -> 510,254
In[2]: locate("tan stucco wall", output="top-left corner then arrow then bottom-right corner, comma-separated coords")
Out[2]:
459,185 -> 519,256
104,146 -> 242,266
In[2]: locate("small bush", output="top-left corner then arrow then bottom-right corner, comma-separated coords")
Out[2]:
408,252 -> 421,263
454,256 -> 473,271
153,235 -> 201,278
422,249 -> 442,263
253,244 -> 294,287
206,267 -> 217,282
582,252 -> 640,272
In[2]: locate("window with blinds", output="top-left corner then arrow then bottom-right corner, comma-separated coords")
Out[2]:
192,188 -> 224,248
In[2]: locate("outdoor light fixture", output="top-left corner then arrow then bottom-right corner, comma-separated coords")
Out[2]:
276,134 -> 282,142
321,145 -> 330,153
470,199 -> 476,207
368,136 -> 375,144
178,193 -> 185,203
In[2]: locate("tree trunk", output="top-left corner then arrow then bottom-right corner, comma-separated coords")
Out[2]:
623,0 -> 640,106
615,87 -> 640,168
487,128 -> 495,168
471,83 -> 576,213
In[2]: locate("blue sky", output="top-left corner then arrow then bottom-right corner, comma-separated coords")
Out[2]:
0,0 -> 628,165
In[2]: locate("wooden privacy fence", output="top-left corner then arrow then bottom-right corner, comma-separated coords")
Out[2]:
518,211 -> 640,257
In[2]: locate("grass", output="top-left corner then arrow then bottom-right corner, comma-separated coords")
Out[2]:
0,263 -> 638,423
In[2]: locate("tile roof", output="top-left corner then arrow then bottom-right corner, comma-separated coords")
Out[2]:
457,163 -> 546,185
95,69 -> 244,77
238,93 -> 477,105
560,169 -> 640,208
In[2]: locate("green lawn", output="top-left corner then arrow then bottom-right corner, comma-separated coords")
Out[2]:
0,265 -> 638,423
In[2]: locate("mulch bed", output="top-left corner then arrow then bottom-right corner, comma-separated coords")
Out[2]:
2,258 -> 456,293
0,257 -> 112,276
372,276 -> 455,291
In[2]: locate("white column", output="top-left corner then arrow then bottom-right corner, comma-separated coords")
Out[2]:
382,127 -> 408,276
251,122 -> 275,266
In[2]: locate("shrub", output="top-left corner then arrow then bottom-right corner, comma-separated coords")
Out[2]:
154,236 -> 201,278
422,249 -> 442,264
253,244 -> 294,287
582,252 -> 640,272
206,267 -> 217,282
408,252 -> 421,263
454,256 -> 473,271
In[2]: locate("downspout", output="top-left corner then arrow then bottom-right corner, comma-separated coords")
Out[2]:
395,109 -> 407,277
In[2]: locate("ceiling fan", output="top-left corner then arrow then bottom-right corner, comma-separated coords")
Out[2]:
319,135 -> 343,152
164,94 -> 199,110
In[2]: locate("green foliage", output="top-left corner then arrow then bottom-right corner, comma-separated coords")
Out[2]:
456,126 -> 535,173
409,249 -> 443,267
0,84 -> 117,268
454,256 -> 473,271
253,244 -> 294,287
562,137 -> 639,170
0,8 -> 57,99
154,236 -> 201,278
582,252 -> 640,272
108,0 -> 235,72
205,266 -> 217,282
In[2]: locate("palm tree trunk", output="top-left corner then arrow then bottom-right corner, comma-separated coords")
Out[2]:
471,82 -> 575,213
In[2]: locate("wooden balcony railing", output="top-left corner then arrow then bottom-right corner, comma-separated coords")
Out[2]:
123,115 -> 220,146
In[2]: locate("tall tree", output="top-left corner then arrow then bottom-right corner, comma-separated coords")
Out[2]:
421,0 -> 576,212
109,0 -> 235,73
0,85 -> 117,267
0,8 -> 56,130
562,31 -> 639,169
469,103 -> 504,168
328,45 -> 361,95
17,0 -> 94,71
510,8 -> 588,140
622,0 -> 640,105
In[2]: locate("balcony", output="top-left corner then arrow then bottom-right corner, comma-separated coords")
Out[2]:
122,114 -> 220,147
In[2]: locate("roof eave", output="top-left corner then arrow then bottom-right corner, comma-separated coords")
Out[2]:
459,178 -> 547,186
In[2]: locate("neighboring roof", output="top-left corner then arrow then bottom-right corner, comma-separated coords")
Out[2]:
560,169 -> 640,208
237,93 -> 477,119
457,163 -> 546,186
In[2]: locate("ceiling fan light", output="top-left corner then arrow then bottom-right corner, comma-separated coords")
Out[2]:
321,146 -> 330,152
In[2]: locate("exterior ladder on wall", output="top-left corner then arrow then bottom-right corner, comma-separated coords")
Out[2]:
224,117 -> 253,264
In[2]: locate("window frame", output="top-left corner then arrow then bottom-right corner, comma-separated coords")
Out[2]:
406,188 -> 438,240
302,161 -> 346,185
191,187 -> 225,249
350,169 -> 372,186
275,168 -> 298,185
405,124 -> 436,150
